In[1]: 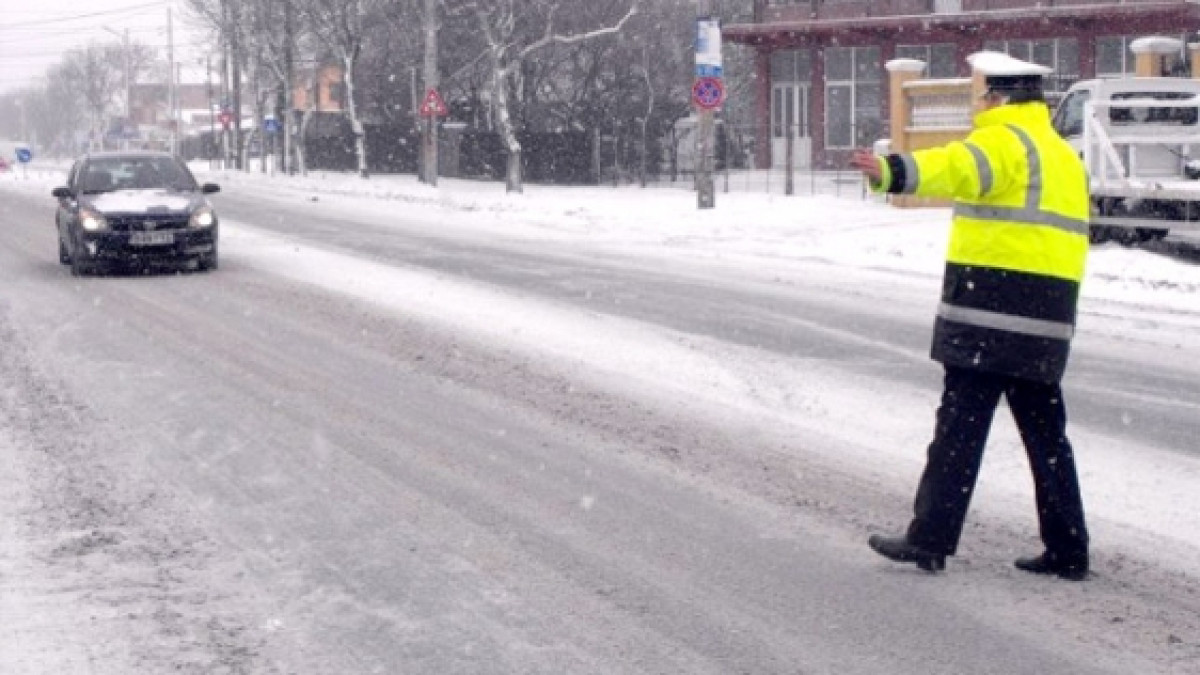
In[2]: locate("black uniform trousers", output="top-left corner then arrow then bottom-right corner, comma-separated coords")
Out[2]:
906,365 -> 1089,561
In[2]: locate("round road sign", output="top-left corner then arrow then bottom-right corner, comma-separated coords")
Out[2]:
692,77 -> 725,110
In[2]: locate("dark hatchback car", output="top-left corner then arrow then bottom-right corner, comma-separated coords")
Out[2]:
53,151 -> 220,275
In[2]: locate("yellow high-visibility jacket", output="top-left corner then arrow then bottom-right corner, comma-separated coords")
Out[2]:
875,102 -> 1090,382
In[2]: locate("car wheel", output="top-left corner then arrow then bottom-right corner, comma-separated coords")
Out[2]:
69,251 -> 89,277
197,248 -> 218,272
58,238 -> 71,265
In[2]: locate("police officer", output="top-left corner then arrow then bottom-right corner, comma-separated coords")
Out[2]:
849,52 -> 1091,580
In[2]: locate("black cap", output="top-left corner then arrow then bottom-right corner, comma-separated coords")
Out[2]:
984,74 -> 1045,103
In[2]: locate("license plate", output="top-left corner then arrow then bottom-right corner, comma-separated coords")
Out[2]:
129,231 -> 174,246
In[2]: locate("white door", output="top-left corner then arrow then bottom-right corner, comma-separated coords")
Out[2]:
771,84 -> 811,170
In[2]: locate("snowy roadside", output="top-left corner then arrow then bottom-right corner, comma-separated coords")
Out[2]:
185,165 -> 1200,315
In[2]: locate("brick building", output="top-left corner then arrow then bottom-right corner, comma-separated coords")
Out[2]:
725,0 -> 1200,170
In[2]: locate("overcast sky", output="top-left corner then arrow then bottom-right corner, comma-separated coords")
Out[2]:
0,0 -> 211,94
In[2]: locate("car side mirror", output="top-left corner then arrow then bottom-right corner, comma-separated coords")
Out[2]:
51,187 -> 73,199
200,183 -> 220,194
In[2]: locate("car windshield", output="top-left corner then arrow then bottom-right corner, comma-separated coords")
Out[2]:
79,156 -> 199,194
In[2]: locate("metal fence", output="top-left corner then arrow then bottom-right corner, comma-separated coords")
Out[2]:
602,121 -> 876,199
637,167 -> 875,200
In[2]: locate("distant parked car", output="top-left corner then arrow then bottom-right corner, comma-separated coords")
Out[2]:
0,156 -> 9,172
52,151 -> 220,275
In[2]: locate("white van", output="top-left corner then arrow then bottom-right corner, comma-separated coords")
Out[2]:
1052,77 -> 1200,242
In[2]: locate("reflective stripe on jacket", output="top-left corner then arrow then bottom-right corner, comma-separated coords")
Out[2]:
879,102 -> 1089,382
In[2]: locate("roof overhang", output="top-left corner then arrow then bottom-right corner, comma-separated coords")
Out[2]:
726,3 -> 1200,48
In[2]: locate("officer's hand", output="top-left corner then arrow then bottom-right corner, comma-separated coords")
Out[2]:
849,149 -> 882,183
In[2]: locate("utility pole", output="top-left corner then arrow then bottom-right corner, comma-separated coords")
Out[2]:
284,1 -> 295,174
168,6 -> 177,155
207,54 -> 216,166
219,0 -> 232,169
123,28 -> 131,144
695,0 -> 717,209
421,0 -> 439,185
231,25 -> 243,170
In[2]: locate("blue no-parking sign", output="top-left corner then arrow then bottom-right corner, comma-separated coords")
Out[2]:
15,147 -> 32,164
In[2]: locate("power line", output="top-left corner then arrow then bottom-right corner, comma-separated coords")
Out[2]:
0,25 -> 169,43
0,2 -> 166,30
0,38 -> 212,57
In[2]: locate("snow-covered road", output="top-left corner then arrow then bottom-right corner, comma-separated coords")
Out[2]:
1,166 -> 1198,673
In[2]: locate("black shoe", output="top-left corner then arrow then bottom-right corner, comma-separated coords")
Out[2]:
1014,552 -> 1088,581
868,534 -> 946,572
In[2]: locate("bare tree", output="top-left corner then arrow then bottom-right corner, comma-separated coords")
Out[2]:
187,0 -> 312,172
59,43 -> 126,150
184,0 -> 242,166
443,0 -> 638,193
29,73 -> 87,156
237,0 -> 293,172
300,0 -> 395,178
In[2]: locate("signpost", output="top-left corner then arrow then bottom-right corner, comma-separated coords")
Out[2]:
419,88 -> 449,118
421,0 -> 440,186
263,117 -> 280,175
13,145 -> 31,178
694,13 -> 722,209
419,88 -> 449,186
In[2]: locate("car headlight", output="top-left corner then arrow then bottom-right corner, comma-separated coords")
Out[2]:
79,208 -> 108,232
189,207 -> 216,229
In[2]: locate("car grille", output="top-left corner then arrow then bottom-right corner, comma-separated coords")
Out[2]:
107,214 -> 190,232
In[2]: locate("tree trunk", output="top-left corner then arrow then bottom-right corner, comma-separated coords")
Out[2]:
506,149 -> 523,194
232,30 -> 244,170
297,107 -> 313,176
252,76 -> 265,174
344,57 -> 369,179
421,0 -> 439,186
640,118 -> 648,188
492,66 -> 522,193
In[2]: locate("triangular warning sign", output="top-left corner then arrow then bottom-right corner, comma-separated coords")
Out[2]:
419,88 -> 449,117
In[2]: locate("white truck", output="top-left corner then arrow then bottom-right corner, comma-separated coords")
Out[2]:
1052,76 -> 1200,243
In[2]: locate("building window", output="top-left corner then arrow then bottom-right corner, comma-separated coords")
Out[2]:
984,38 -> 1080,93
1096,36 -> 1134,77
825,45 -> 881,149
770,49 -> 812,84
896,44 -> 958,78
771,50 -> 812,140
